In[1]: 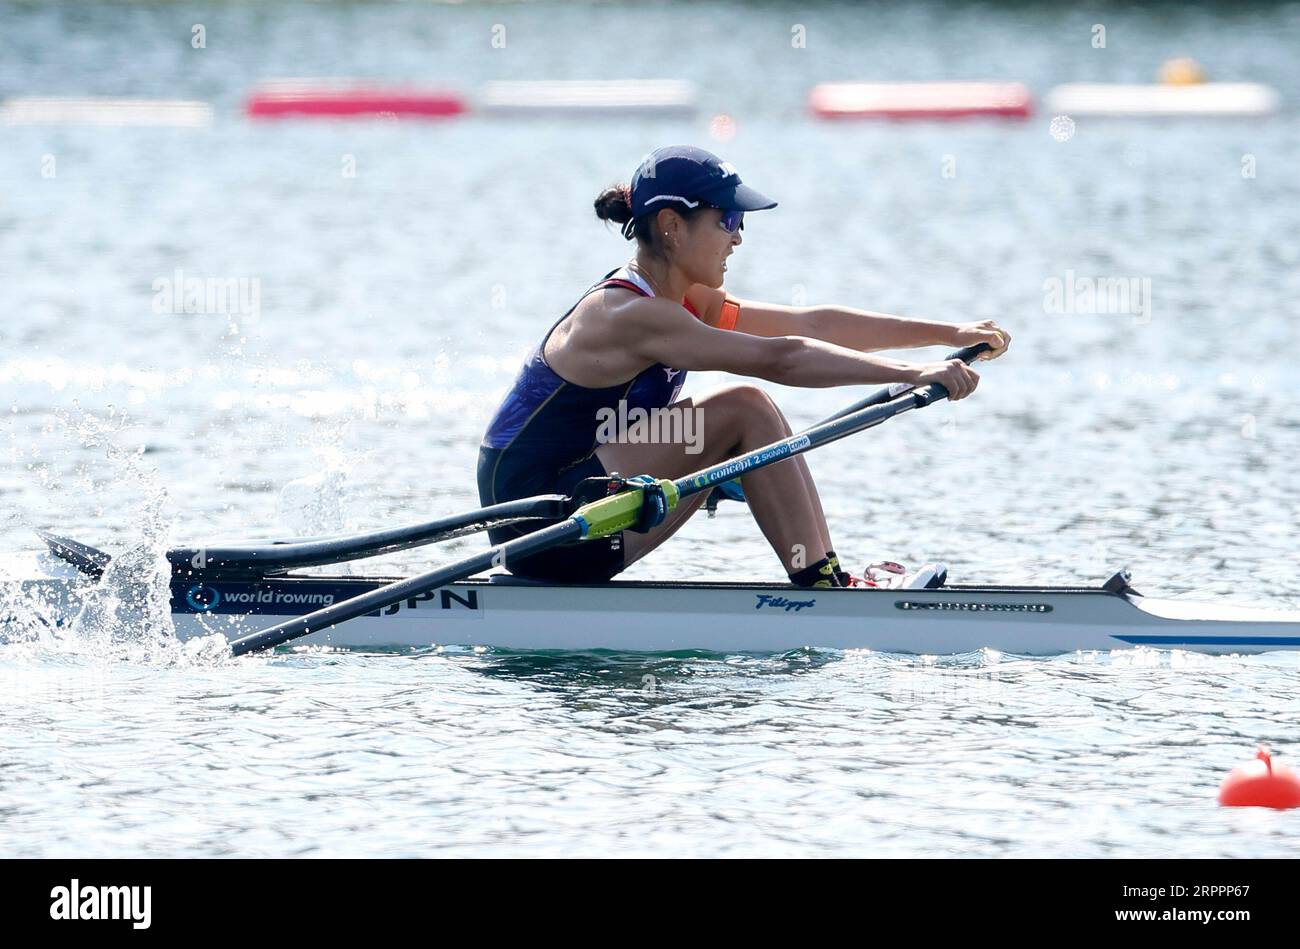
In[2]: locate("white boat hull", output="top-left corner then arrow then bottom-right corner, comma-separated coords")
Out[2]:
5,553 -> 1300,655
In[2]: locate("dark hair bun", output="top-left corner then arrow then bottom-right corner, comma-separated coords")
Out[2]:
593,184 -> 633,225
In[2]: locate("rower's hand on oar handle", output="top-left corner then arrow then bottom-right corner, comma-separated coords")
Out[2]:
951,320 -> 1011,359
911,359 -> 980,400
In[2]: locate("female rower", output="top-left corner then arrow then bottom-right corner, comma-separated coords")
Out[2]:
479,145 -> 1009,588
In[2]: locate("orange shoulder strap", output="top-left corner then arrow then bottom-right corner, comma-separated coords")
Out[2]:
717,297 -> 740,332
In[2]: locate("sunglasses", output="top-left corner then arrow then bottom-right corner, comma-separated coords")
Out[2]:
707,206 -> 744,234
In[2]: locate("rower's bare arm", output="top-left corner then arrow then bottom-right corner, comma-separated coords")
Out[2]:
625,299 -> 981,397
692,291 -> 1010,360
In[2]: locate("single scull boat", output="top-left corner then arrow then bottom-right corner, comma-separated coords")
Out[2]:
5,545 -> 1300,655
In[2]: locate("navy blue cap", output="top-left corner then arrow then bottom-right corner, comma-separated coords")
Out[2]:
629,145 -> 777,220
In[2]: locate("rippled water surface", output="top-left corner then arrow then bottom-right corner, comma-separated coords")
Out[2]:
4,646 -> 1300,857
2,0 -> 1299,856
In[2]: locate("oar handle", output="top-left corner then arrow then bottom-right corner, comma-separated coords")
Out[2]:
916,342 -> 993,403
948,341 -> 994,363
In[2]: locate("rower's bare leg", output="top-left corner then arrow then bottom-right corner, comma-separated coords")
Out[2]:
594,384 -> 834,573
765,410 -> 836,559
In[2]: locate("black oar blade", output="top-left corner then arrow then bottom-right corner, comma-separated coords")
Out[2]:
36,529 -> 112,580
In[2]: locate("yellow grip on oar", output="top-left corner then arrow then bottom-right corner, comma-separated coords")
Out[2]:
574,479 -> 679,538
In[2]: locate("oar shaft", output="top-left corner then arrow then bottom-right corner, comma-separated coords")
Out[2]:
574,343 -> 992,537
701,342 -> 992,508
548,368 -> 971,541
171,495 -> 570,578
677,385 -> 925,497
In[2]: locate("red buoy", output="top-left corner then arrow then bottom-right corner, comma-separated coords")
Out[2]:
1218,748 -> 1300,809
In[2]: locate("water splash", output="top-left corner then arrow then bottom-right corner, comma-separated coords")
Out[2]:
0,576 -> 64,646
69,491 -> 175,655
273,422 -> 362,569
1,405 -> 232,666
277,467 -> 347,539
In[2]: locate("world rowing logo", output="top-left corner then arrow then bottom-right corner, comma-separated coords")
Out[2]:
185,584 -> 221,612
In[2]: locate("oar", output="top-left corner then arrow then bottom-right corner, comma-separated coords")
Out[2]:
228,342 -> 991,656
166,495 -> 570,578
